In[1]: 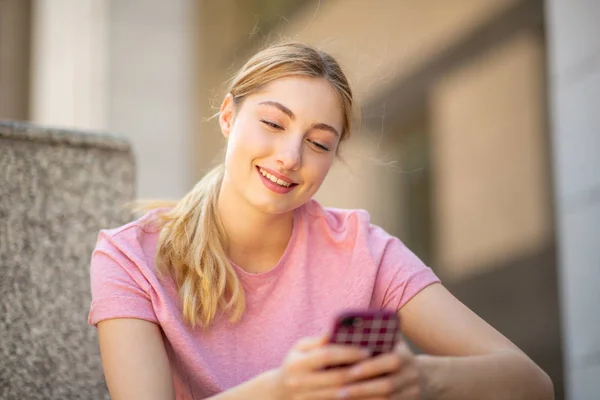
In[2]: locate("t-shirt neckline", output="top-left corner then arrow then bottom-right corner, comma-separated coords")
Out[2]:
230,206 -> 302,280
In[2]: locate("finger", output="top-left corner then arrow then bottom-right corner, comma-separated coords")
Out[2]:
295,335 -> 329,352
346,352 -> 401,382
298,393 -> 388,400
286,367 -> 351,392
301,375 -> 398,400
340,375 -> 401,399
303,345 -> 372,370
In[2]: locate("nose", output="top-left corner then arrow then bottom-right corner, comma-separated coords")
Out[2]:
276,139 -> 302,171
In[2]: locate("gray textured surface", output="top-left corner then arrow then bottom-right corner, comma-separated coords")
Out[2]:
0,121 -> 135,399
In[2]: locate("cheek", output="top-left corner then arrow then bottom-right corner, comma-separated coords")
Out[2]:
304,155 -> 334,183
227,122 -> 271,159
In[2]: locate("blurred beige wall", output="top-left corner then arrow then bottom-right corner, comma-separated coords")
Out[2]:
268,0 -> 520,103
431,29 -> 553,280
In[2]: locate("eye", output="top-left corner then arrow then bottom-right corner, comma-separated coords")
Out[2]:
260,119 -> 283,130
308,139 -> 330,152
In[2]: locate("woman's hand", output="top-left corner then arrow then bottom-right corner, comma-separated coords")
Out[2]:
333,339 -> 426,400
273,334 -> 373,399
272,335 -> 426,400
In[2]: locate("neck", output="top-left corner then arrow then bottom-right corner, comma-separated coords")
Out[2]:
217,181 -> 295,273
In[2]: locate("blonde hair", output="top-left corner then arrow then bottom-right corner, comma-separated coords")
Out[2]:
143,42 -> 355,328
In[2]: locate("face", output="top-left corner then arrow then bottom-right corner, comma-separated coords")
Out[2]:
219,75 -> 344,215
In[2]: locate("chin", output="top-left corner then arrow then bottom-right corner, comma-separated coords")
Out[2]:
250,195 -> 304,216
255,202 -> 295,215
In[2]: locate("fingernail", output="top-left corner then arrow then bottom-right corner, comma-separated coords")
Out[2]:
336,388 -> 349,398
349,366 -> 362,377
361,349 -> 371,357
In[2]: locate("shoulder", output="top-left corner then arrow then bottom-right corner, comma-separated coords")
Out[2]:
94,208 -> 167,266
301,199 -> 414,259
301,199 -> 391,250
302,199 -> 372,233
90,209 -> 171,297
89,209 -> 172,326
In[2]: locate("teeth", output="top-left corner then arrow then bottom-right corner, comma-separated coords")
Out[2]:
259,168 -> 292,187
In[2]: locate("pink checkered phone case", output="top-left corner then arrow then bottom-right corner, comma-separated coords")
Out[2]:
329,310 -> 400,357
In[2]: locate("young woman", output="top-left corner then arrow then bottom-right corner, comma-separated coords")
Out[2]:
89,42 -> 553,399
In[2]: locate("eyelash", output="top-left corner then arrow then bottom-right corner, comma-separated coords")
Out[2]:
260,120 -> 330,152
260,120 -> 282,130
309,141 -> 330,152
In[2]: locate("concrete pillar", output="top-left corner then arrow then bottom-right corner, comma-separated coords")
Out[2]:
0,0 -> 31,120
29,0 -> 109,130
108,0 -> 197,198
546,1 -> 600,398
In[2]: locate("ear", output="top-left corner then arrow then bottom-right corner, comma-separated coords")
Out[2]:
219,93 -> 236,139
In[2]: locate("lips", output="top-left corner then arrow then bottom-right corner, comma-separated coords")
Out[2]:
258,166 -> 297,185
256,166 -> 298,194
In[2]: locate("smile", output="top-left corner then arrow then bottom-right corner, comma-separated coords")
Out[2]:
258,167 -> 294,188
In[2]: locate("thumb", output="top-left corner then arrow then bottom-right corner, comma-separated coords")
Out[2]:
295,334 -> 329,352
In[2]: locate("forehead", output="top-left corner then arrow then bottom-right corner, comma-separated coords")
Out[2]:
245,76 -> 344,129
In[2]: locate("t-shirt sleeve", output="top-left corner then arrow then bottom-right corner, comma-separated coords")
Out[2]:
369,225 -> 440,310
88,230 -> 159,326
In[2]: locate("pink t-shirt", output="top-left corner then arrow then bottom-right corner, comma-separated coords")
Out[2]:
89,199 -> 439,399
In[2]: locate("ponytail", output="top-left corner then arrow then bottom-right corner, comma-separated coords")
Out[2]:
140,163 -> 245,327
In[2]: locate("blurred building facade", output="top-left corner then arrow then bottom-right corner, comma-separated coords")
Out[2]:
1,1 -> 599,399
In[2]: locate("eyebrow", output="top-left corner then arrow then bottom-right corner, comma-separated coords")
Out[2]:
258,100 -> 340,137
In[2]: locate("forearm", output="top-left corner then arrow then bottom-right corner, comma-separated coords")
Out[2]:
209,369 -> 279,400
417,351 -> 554,400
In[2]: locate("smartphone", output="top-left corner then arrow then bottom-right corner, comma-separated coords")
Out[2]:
329,309 -> 400,357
